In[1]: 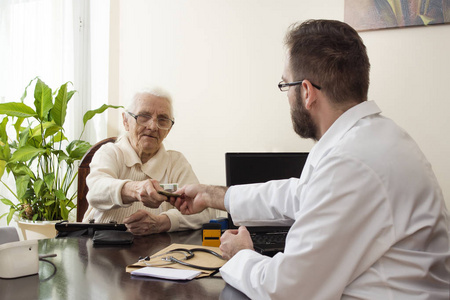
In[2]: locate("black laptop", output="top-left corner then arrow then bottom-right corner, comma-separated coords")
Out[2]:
225,152 -> 308,256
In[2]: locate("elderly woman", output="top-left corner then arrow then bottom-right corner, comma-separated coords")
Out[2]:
82,88 -> 215,235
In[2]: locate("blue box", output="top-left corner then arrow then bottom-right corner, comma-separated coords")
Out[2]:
209,217 -> 228,231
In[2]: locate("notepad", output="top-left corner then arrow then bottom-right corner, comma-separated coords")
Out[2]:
131,267 -> 201,281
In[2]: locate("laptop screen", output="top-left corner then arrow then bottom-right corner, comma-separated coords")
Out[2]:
225,152 -> 308,230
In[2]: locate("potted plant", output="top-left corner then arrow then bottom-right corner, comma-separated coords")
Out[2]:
0,77 -> 121,237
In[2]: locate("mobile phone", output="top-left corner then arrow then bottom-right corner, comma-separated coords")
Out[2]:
158,190 -> 181,198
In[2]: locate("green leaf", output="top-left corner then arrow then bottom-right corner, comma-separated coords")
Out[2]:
66,200 -> 76,209
53,131 -> 67,143
20,77 -> 38,102
43,122 -> 62,138
51,82 -> 75,127
0,117 -> 8,143
7,208 -> 16,225
0,160 -> 6,178
9,162 -> 35,179
17,125 -> 31,148
13,117 -> 25,137
55,189 -> 66,200
41,191 -> 54,202
67,140 -> 91,160
0,198 -> 15,206
34,178 -> 45,196
10,145 -> 45,162
44,200 -> 55,206
60,202 -> 69,220
52,150 -> 69,162
15,175 -> 30,199
0,139 -> 10,160
30,121 -> 61,140
34,79 -> 53,121
0,119 -> 11,163
0,102 -> 37,118
44,173 -> 55,190
83,104 -> 123,126
29,123 -> 44,141
22,188 -> 34,201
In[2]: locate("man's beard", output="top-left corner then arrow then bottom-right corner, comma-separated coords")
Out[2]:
291,92 -> 318,141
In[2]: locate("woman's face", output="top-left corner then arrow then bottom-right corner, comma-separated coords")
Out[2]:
123,94 -> 172,162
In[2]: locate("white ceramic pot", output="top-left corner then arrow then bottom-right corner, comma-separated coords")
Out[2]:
16,219 -> 59,240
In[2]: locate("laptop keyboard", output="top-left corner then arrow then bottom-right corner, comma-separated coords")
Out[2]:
251,232 -> 287,256
251,232 -> 287,245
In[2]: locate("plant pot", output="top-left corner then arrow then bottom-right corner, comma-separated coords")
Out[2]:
16,219 -> 59,240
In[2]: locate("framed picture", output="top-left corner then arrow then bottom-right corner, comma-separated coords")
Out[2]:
345,0 -> 450,31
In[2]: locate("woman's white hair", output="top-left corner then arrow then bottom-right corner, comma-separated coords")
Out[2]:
127,87 -> 174,118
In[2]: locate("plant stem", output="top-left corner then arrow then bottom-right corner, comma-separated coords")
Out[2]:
0,179 -> 19,201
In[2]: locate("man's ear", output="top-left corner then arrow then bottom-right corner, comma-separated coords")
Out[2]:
302,80 -> 318,110
122,112 -> 130,131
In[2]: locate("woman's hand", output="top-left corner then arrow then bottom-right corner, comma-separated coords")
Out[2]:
122,179 -> 167,208
123,210 -> 171,235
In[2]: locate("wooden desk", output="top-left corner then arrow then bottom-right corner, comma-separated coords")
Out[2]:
0,230 -> 249,300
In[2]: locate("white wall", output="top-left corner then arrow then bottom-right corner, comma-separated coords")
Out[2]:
113,0 -> 450,209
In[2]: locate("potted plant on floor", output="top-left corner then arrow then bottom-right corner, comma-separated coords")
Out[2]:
0,77 -> 121,238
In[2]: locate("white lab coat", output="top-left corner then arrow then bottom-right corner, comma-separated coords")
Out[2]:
220,101 -> 450,300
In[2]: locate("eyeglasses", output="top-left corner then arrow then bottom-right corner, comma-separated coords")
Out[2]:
127,111 -> 174,130
278,80 -> 322,92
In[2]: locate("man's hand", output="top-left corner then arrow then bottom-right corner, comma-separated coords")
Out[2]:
122,179 -> 167,208
123,210 -> 171,235
169,184 -> 227,215
169,184 -> 209,215
219,226 -> 254,260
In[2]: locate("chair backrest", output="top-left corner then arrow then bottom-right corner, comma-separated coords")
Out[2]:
77,137 -> 117,222
0,226 -> 20,244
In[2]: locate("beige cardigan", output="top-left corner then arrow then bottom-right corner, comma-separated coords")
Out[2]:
83,135 -> 215,231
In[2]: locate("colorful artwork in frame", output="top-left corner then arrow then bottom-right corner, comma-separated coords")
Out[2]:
344,0 -> 450,31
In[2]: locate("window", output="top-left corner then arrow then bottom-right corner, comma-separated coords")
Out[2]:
0,0 -> 110,224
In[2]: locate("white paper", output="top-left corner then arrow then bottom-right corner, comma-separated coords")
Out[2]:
131,267 -> 201,281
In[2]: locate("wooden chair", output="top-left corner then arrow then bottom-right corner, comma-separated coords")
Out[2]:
76,137 -> 117,222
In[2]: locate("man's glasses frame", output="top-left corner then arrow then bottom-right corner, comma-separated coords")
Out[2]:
127,111 -> 174,130
278,80 -> 322,92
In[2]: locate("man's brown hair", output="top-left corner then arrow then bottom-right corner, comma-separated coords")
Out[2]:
285,19 -> 370,106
